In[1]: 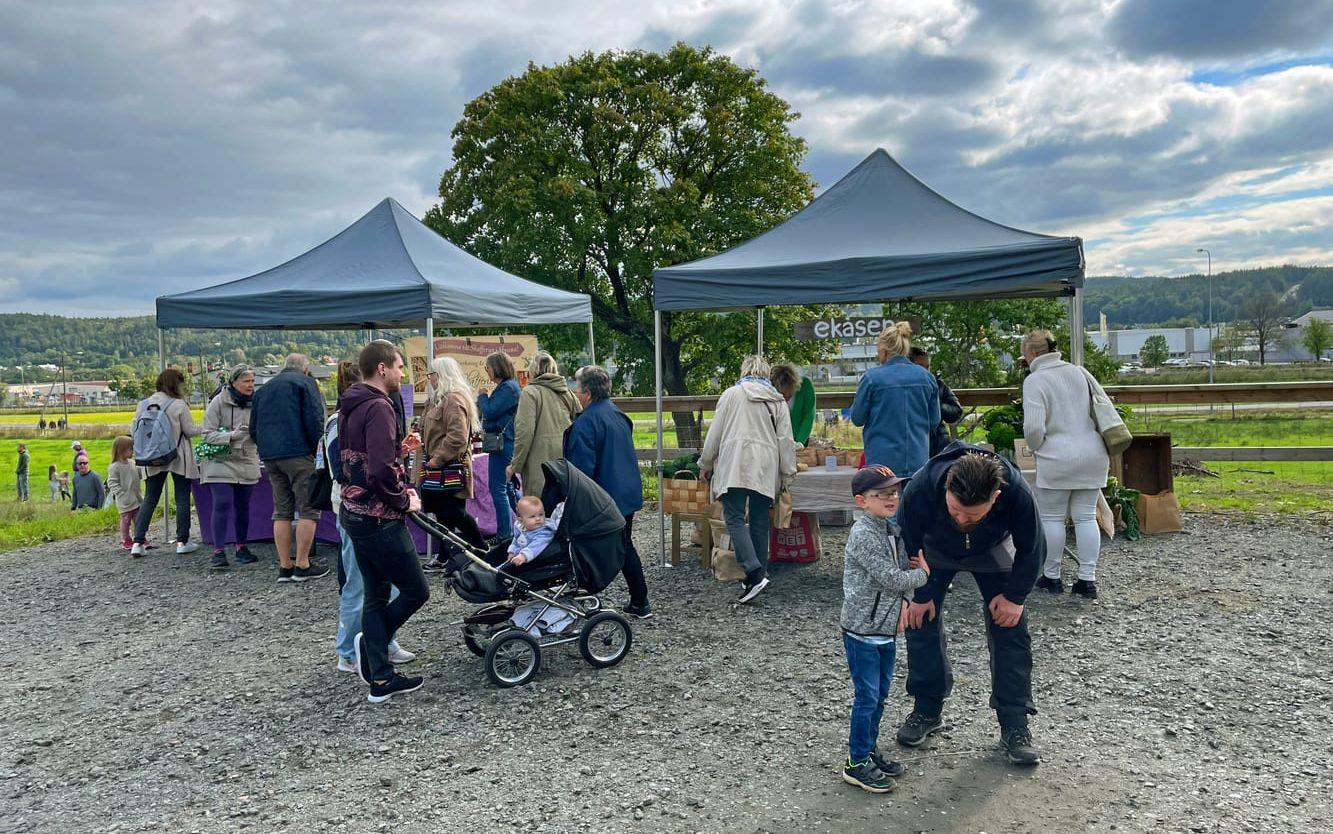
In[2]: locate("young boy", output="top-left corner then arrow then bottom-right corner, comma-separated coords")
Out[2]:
841,465 -> 930,793
506,496 -> 565,566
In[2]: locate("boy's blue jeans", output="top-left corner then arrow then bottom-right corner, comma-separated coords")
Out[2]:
335,515 -> 400,661
844,632 -> 897,763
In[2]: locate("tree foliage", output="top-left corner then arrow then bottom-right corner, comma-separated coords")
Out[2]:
424,44 -> 836,399
1084,265 -> 1328,328
1139,334 -> 1169,367
1300,317 -> 1332,361
1239,292 -> 1287,365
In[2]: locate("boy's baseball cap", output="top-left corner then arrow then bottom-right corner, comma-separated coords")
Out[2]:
852,465 -> 909,496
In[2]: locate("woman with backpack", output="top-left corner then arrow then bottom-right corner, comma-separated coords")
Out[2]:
130,368 -> 203,557
199,365 -> 260,571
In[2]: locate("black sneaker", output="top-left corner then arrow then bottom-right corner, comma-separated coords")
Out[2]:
353,632 -> 371,686
737,575 -> 770,604
870,748 -> 906,778
896,710 -> 944,747
277,567 -> 295,583
842,758 -> 894,793
621,602 -> 654,620
422,557 -> 449,574
1071,579 -> 1098,599
234,546 -> 258,565
209,550 -> 229,571
292,562 -> 330,582
368,673 -> 424,704
1035,576 -> 1064,594
1001,724 -> 1041,765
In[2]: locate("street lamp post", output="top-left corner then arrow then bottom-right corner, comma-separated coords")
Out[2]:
1197,248 -> 1212,384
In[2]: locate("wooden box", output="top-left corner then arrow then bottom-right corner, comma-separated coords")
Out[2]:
1115,433 -> 1173,495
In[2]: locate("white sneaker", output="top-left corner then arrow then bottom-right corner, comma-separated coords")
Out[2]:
175,541 -> 200,555
388,646 -> 417,664
130,542 -> 145,557
336,656 -> 357,673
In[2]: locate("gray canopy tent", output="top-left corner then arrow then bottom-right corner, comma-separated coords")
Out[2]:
649,148 -> 1086,562
153,196 -> 593,540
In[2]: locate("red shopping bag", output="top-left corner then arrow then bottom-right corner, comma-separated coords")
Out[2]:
770,512 -> 821,564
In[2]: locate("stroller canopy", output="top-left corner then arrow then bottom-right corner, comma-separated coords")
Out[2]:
540,460 -> 626,593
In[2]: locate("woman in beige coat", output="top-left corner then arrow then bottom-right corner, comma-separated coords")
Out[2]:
699,355 -> 797,604
200,365 -> 261,570
417,357 -> 486,560
131,368 -> 203,556
507,351 -> 581,498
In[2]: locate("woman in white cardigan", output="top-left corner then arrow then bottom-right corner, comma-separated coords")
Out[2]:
1020,330 -> 1109,599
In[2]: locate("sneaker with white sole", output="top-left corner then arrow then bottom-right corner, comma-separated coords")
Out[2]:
336,656 -> 357,674
368,673 -> 424,704
130,542 -> 145,557
353,632 -> 370,685
388,646 -> 417,664
738,575 -> 770,604
175,541 -> 200,555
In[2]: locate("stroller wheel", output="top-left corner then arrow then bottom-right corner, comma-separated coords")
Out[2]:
462,626 -> 488,658
484,630 -> 542,687
578,611 -> 633,669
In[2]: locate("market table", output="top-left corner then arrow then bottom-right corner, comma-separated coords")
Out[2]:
191,453 -> 500,554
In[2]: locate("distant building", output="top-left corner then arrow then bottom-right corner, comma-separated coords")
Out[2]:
1284,309 -> 1333,361
1090,327 -> 1215,363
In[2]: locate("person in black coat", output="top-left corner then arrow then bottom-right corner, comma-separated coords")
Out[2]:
910,347 -> 963,456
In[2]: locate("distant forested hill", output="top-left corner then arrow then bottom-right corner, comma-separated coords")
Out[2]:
1083,265 -> 1332,328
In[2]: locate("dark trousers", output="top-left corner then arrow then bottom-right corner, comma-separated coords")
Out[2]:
720,488 -> 773,581
904,567 -> 1035,727
133,471 -> 192,544
620,513 -> 649,607
421,489 -> 486,551
208,482 -> 254,548
341,509 -> 430,683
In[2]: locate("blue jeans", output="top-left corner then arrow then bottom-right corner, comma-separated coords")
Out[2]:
487,444 -> 518,539
334,515 -> 400,662
844,632 -> 897,762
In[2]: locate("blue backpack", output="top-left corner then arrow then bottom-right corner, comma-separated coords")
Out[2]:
132,398 -> 179,467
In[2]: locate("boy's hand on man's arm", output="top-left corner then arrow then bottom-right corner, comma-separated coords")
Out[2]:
907,548 -> 930,576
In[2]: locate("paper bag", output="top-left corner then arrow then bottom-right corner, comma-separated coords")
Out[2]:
1136,490 -> 1182,534
771,489 -> 794,529
708,519 -> 746,581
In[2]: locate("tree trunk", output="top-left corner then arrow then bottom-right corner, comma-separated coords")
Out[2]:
660,331 -> 702,450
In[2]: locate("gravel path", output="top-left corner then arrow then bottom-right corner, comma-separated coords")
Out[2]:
1,513 -> 1330,834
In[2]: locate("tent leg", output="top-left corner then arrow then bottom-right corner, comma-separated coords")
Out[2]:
654,310 -> 666,568
1069,289 -> 1085,367
587,321 -> 596,365
424,318 -> 435,560
757,306 -> 765,356
159,328 -> 169,542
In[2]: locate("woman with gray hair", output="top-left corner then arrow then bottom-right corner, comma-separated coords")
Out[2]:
200,364 -> 261,570
417,356 -> 486,558
1020,329 -> 1109,599
699,355 -> 797,604
508,351 -> 580,498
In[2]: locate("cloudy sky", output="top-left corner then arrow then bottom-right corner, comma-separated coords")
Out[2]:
2,0 -> 1332,315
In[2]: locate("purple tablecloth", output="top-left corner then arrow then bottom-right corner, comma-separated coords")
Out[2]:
191,453 -> 499,554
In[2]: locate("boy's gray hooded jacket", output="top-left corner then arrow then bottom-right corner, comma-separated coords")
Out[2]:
841,513 -> 928,638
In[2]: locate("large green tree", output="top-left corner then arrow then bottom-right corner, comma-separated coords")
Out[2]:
1139,334 -> 1169,367
425,44 -> 835,440
1300,317 -> 1331,361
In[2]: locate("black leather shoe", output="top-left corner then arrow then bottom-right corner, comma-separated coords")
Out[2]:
1035,576 -> 1064,594
1001,724 -> 1041,765
1071,579 -> 1098,599
896,710 -> 944,747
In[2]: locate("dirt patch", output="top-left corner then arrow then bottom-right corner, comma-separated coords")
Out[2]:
1,514 -> 1330,833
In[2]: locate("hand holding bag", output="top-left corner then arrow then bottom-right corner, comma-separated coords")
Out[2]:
1082,369 -> 1132,456
420,462 -> 469,494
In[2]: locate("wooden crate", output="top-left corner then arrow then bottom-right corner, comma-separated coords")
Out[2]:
1115,433 -> 1173,495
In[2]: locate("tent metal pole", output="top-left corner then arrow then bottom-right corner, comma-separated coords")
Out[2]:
1069,289 -> 1085,367
159,329 -> 169,542
587,321 -> 596,365
757,306 -> 765,356
654,310 -> 666,568
424,318 -> 434,560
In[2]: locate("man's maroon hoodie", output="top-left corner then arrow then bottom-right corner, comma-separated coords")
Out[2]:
338,382 -> 409,519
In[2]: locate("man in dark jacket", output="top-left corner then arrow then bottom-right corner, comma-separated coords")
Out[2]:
566,365 -> 652,619
249,353 -> 328,582
895,443 -> 1044,766
909,348 -> 963,456
340,341 -> 428,704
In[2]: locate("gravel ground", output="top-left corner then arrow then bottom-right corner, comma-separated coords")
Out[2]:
1,512 -> 1330,834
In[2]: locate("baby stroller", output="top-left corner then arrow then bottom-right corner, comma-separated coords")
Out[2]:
410,459 -> 633,687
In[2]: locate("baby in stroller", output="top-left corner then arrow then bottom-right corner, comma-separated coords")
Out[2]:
505,497 -> 566,567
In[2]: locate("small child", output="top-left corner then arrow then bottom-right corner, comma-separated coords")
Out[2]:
107,436 -> 144,552
48,465 -> 59,502
58,470 -> 71,501
506,496 -> 565,567
840,465 -> 930,794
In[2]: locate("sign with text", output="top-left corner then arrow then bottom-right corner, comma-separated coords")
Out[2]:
794,315 -> 921,341
403,335 -> 539,402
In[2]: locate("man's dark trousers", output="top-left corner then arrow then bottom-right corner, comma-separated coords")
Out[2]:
904,567 -> 1035,727
341,509 -> 429,682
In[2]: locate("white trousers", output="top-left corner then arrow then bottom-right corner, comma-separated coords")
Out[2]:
1035,487 -> 1102,582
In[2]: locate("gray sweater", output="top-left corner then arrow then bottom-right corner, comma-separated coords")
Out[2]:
840,513 -> 928,638
70,470 -> 105,511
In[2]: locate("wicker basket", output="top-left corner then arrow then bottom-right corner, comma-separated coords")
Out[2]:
662,471 -> 711,515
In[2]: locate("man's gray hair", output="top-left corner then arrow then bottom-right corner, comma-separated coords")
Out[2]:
575,365 -> 612,401
284,353 -> 310,372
